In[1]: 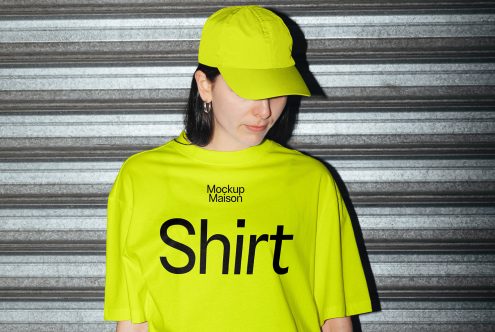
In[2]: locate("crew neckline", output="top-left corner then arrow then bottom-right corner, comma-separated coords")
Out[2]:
170,130 -> 274,165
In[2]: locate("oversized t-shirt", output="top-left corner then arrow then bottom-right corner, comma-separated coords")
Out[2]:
104,130 -> 372,331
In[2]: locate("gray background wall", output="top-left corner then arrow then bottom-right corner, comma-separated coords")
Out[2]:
0,0 -> 494,331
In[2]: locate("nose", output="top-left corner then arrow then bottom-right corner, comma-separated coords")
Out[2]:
253,99 -> 271,119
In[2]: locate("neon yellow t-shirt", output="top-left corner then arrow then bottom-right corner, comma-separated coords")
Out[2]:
104,130 -> 372,331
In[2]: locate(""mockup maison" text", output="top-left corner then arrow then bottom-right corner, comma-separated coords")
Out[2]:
207,184 -> 245,203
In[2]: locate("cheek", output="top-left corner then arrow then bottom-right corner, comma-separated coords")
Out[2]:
211,94 -> 246,125
212,85 -> 247,114
271,98 -> 288,119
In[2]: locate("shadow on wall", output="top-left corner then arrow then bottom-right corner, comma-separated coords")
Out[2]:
268,8 -> 381,332
272,8 -> 327,98
265,7 -> 327,148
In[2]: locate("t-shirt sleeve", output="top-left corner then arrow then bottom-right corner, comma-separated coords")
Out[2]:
103,163 -> 134,321
313,170 -> 372,325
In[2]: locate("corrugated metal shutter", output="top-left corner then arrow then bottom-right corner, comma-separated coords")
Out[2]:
1,1 -> 494,331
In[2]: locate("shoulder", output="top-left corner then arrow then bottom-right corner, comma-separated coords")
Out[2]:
267,139 -> 330,175
117,137 -> 177,175
266,140 -> 340,197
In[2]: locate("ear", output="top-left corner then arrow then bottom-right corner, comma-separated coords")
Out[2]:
194,70 -> 213,103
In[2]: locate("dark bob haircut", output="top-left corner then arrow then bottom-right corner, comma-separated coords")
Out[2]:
184,63 -> 295,147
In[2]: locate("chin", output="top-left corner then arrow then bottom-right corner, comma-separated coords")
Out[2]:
239,135 -> 264,148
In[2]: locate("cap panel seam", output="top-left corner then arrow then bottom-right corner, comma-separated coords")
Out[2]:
251,7 -> 268,39
252,7 -> 276,66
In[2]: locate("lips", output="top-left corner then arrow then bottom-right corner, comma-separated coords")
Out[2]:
245,124 -> 268,132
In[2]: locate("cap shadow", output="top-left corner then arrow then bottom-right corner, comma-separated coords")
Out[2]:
264,8 -> 326,147
268,8 -> 326,98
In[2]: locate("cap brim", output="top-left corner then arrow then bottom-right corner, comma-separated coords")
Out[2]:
218,65 -> 311,100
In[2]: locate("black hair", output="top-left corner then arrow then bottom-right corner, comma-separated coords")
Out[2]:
184,63 -> 220,146
184,63 -> 294,147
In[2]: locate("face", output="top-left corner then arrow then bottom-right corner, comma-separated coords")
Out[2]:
195,72 -> 287,151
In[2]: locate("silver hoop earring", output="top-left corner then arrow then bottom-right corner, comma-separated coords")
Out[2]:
203,101 -> 212,114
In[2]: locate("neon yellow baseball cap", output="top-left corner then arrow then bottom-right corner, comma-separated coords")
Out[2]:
198,5 -> 311,100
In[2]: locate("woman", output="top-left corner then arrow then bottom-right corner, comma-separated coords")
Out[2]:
104,5 -> 372,332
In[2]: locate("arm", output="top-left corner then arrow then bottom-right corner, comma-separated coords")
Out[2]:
321,317 -> 352,332
116,321 -> 148,332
